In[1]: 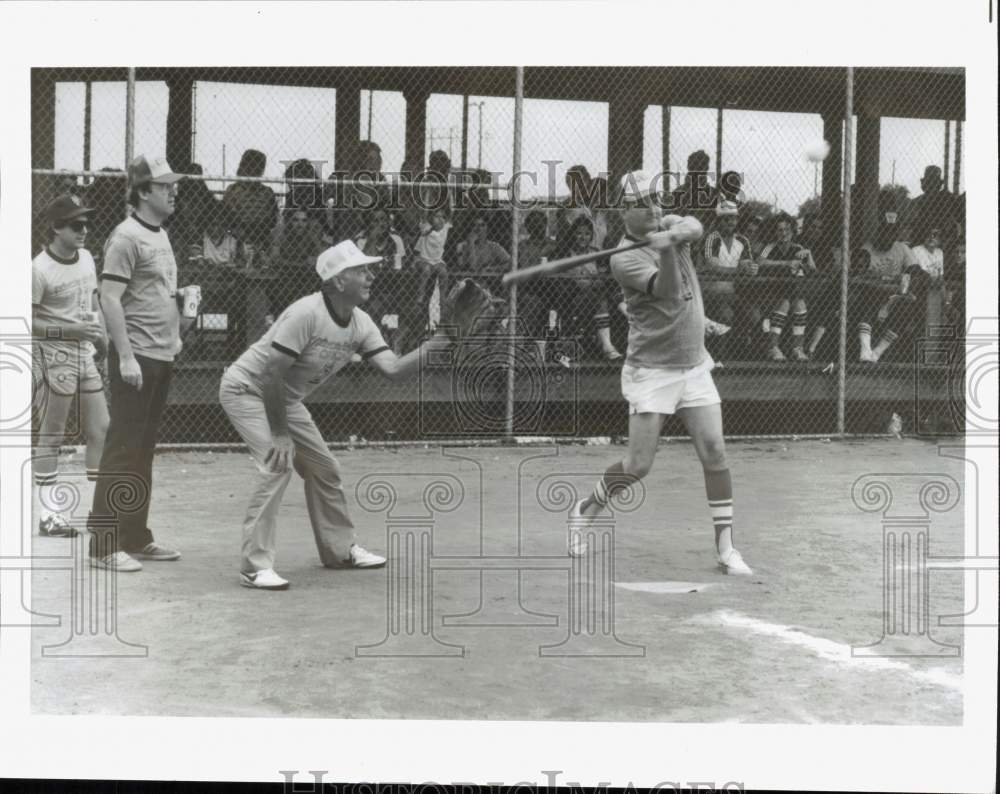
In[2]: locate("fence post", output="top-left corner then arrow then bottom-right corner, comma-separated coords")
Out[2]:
125,68 -> 136,167
837,67 -> 854,437
505,67 -> 524,438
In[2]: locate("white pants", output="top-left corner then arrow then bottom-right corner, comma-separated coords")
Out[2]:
219,375 -> 357,572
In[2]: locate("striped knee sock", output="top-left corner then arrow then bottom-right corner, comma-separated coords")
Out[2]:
768,311 -> 786,348
858,322 -> 873,355
595,313 -> 610,330
34,470 -> 58,520
588,460 -> 636,510
705,468 -> 734,555
791,310 -> 808,348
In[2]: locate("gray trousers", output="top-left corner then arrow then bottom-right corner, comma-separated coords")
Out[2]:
219,374 -> 356,572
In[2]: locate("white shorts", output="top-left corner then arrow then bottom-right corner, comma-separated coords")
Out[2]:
620,359 -> 720,415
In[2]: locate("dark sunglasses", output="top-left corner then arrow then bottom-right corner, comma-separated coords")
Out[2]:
63,220 -> 89,232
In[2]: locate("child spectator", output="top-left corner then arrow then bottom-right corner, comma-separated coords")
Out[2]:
355,207 -> 409,349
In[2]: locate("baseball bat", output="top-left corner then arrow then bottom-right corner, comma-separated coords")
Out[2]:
501,239 -> 648,286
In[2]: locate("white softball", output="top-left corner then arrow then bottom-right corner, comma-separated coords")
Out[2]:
804,139 -> 831,163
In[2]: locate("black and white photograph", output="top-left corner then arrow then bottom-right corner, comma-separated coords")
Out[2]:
0,1 -> 996,792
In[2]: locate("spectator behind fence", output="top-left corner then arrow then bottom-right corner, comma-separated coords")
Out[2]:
669,150 -> 716,229
902,165 -> 961,247
700,201 -> 755,357
458,212 -> 510,293
355,207 -> 409,351
795,213 -> 841,360
514,209 -> 556,339
853,214 -> 925,363
911,225 -> 944,283
553,215 -> 622,361
756,214 -> 816,361
83,168 -> 128,267
269,206 -> 325,317
171,162 -> 217,262
223,148 -> 278,264
556,165 -> 609,249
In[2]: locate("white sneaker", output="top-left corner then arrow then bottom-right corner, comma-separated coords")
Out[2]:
718,548 -> 753,576
859,349 -> 879,363
334,544 -> 387,569
767,346 -> 786,361
240,568 -> 290,590
568,499 -> 592,557
89,551 -> 142,572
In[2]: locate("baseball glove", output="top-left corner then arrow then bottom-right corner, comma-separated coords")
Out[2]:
439,278 -> 505,340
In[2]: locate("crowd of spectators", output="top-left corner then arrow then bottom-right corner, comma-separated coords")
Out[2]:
39,144 -> 965,368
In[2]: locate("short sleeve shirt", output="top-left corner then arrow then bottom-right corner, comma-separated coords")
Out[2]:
226,292 -> 390,402
911,245 -> 944,279
100,214 -> 181,361
862,241 -> 916,280
32,247 -> 98,356
703,231 -> 753,270
611,237 -> 707,369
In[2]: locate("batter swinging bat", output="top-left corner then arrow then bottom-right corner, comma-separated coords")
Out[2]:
501,239 -> 648,287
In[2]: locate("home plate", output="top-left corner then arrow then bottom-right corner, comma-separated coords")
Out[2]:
615,581 -> 716,594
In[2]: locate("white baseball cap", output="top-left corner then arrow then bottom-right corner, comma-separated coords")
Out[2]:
128,155 -> 183,187
619,170 -> 664,202
315,240 -> 382,281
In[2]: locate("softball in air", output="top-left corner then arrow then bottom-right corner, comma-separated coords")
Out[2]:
804,139 -> 831,163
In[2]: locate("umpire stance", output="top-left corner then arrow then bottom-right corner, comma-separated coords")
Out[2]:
88,155 -> 193,572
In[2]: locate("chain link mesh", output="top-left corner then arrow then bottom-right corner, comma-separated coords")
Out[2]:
30,66 -> 966,444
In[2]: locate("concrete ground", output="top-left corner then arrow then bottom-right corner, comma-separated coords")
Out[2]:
31,438 -> 965,723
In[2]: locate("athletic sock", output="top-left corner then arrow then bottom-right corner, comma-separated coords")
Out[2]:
34,471 -> 58,521
586,460 -> 636,512
872,329 -> 898,359
768,310 -> 786,349
858,322 -> 873,356
791,310 -> 808,349
704,468 -> 734,556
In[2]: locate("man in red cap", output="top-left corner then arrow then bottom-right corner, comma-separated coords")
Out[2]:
32,194 -> 109,537
88,155 -> 194,572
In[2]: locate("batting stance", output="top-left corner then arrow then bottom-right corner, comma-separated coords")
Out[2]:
571,170 -> 753,576
220,240 -> 470,590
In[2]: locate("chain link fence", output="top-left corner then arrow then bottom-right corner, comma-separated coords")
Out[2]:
30,66 -> 966,445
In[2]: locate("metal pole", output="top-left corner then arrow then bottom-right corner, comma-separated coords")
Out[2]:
505,68 -> 524,438
83,81 -> 92,173
125,67 -> 136,167
461,95 -> 469,170
662,105 -> 671,182
942,119 -> 950,188
837,68 -> 854,437
715,106 -> 723,185
952,119 -> 962,194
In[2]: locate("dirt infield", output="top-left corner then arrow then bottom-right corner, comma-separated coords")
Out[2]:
31,438 -> 964,723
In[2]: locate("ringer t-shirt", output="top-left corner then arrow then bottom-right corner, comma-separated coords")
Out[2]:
100,213 -> 181,361
610,236 -> 707,369
226,292 -> 390,402
703,231 -> 753,270
32,246 -> 98,356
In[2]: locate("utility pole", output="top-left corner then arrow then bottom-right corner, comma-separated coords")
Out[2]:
476,102 -> 486,169
366,89 -> 374,141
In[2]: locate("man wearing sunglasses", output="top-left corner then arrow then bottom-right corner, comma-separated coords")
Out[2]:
32,194 -> 109,538
87,155 -> 191,572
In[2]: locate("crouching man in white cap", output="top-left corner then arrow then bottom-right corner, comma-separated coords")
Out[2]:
220,240 -> 451,590
569,170 -> 753,576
